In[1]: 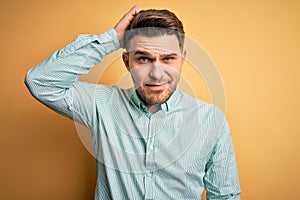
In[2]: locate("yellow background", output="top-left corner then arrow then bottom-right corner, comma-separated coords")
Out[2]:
1,0 -> 299,199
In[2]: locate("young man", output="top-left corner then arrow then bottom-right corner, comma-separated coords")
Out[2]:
25,5 -> 241,200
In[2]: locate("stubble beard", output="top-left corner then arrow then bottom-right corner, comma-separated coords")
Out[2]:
137,78 -> 179,106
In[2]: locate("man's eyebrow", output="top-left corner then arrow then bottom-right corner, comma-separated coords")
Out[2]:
134,51 -> 150,55
161,53 -> 178,57
134,51 -> 179,57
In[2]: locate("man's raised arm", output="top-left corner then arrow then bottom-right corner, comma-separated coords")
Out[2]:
25,6 -> 141,126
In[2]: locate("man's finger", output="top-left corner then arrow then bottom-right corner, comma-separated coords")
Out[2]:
124,5 -> 142,24
128,5 -> 142,16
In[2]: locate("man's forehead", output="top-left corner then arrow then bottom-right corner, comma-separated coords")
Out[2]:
128,35 -> 181,54
131,49 -> 180,57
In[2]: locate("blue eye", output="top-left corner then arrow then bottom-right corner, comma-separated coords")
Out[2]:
138,57 -> 150,62
163,57 -> 174,61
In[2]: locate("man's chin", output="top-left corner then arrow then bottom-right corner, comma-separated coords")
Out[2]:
148,88 -> 165,94
139,88 -> 173,105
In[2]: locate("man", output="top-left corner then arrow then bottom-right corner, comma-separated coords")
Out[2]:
25,5 -> 241,200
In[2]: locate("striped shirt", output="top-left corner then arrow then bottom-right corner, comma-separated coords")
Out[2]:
25,29 -> 241,199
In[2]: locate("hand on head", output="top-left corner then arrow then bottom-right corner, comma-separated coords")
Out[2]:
114,5 -> 142,48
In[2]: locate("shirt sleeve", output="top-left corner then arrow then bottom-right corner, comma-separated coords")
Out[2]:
203,116 -> 241,200
24,29 -> 120,128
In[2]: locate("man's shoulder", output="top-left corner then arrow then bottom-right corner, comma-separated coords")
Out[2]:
177,90 -> 215,108
177,90 -> 225,118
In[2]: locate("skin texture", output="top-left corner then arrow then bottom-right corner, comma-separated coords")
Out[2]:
122,35 -> 186,112
115,5 -> 186,112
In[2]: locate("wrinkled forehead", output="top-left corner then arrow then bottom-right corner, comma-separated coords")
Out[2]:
127,35 -> 182,55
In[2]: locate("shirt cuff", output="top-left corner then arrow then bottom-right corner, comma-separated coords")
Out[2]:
95,28 -> 120,54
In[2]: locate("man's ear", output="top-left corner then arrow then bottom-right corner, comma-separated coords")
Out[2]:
122,52 -> 130,71
181,49 -> 187,65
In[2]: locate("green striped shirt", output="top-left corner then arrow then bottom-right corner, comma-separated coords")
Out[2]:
25,29 -> 241,199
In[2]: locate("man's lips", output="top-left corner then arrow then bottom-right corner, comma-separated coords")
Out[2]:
145,82 -> 168,89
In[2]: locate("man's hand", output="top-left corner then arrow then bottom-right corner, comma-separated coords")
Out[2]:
114,5 -> 142,48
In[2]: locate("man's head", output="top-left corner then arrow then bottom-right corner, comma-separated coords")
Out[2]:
122,9 -> 186,109
124,9 -> 185,50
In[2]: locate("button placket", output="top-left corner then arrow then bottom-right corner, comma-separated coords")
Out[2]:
144,116 -> 156,199
149,145 -> 154,150
145,116 -> 155,170
146,172 -> 152,177
144,171 -> 153,199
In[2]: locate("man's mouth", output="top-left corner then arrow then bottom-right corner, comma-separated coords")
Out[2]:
145,82 -> 167,90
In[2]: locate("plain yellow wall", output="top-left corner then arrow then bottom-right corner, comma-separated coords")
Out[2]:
1,0 -> 299,199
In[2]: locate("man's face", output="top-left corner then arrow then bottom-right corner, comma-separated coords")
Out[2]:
122,34 -> 186,106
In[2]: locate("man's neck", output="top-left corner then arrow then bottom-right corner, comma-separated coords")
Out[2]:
146,104 -> 161,113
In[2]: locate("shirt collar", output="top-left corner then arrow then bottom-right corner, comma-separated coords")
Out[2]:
130,87 -> 179,112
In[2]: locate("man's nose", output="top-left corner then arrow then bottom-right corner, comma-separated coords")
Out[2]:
149,62 -> 163,79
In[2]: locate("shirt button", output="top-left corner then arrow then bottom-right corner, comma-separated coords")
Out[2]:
149,145 -> 154,150
146,172 -> 151,177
